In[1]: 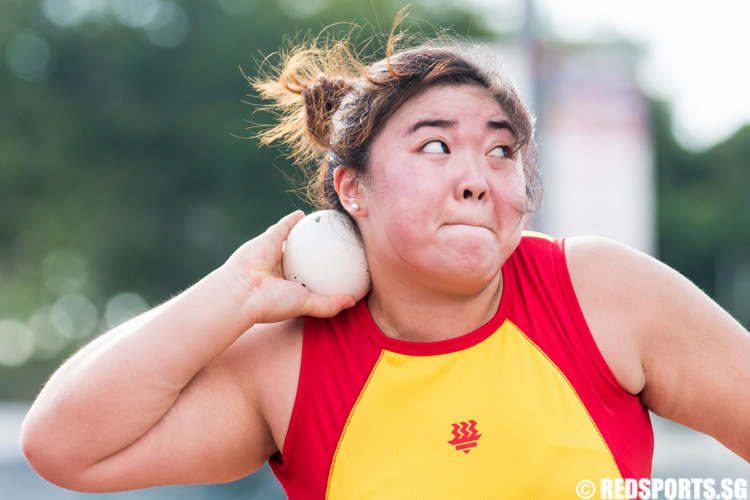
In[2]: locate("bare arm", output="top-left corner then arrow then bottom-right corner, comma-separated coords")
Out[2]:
566,237 -> 750,462
20,211 -> 355,492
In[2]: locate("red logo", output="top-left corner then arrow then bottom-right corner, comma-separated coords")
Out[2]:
448,420 -> 481,453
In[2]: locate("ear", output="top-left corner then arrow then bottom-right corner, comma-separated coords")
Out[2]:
334,167 -> 367,216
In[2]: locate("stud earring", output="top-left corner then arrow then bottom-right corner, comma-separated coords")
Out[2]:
351,203 -> 360,212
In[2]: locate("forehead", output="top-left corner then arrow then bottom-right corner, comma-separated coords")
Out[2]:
385,84 -> 509,133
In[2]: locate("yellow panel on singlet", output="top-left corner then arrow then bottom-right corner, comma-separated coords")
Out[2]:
326,320 -> 621,498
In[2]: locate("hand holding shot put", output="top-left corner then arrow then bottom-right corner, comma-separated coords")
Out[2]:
20,15 -> 750,500
281,210 -> 370,299
225,209 -> 362,324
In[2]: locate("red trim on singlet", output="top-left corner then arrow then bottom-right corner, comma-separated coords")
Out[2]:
269,303 -> 383,498
269,235 -> 653,498
506,235 -> 653,479
555,238 -> 633,394
353,273 -> 513,357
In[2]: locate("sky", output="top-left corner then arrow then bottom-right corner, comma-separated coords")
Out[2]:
471,0 -> 750,151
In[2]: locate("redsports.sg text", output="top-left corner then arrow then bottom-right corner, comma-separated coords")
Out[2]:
576,477 -> 748,499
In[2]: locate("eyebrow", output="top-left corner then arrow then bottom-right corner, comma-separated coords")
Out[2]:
407,119 -> 456,135
487,119 -> 516,136
407,118 -> 516,138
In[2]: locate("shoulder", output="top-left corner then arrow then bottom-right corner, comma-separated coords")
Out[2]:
564,237 -> 750,463
563,236 -> 670,395
564,236 -> 666,290
569,239 -> 750,460
563,235 -> 703,321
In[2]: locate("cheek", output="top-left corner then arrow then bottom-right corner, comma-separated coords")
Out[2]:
366,179 -> 437,250
492,167 -> 527,212
367,159 -> 439,209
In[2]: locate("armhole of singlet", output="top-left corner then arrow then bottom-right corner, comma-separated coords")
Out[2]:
273,316 -> 316,471
554,238 -> 640,399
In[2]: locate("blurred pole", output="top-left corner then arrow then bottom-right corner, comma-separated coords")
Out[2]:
518,0 -> 656,254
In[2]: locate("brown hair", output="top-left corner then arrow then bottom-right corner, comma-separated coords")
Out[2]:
250,22 -> 541,214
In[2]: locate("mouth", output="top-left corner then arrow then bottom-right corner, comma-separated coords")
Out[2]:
441,222 -> 495,233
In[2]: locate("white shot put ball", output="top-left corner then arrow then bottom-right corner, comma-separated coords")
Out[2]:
282,210 -> 371,299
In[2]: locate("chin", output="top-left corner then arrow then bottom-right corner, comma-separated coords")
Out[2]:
445,241 -> 501,269
433,255 -> 502,290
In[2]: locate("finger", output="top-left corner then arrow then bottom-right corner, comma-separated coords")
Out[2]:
299,293 -> 357,319
275,210 -> 306,235
262,210 -> 306,248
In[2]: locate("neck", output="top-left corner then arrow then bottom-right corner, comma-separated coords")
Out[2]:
366,273 -> 504,343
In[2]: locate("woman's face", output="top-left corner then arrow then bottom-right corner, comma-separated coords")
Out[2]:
354,83 -> 528,296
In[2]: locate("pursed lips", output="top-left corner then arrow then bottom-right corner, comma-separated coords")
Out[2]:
441,221 -> 495,233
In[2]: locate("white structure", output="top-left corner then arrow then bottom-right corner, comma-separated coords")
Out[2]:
499,42 -> 656,256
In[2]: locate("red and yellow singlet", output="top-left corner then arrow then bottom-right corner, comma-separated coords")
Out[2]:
270,234 -> 653,498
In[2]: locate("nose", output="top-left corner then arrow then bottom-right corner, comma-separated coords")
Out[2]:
462,186 -> 486,201
456,155 -> 489,202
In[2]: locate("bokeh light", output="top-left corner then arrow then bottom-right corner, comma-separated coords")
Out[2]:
39,0 -> 190,48
4,30 -> 54,82
104,292 -> 150,330
51,294 -> 98,341
27,307 -> 69,360
41,0 -> 111,27
0,321 -> 35,367
276,0 -> 329,19
41,249 -> 89,295
143,1 -> 190,49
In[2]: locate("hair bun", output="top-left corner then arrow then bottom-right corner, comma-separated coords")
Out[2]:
302,74 -> 352,147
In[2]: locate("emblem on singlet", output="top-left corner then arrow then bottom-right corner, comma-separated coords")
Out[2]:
448,420 -> 482,453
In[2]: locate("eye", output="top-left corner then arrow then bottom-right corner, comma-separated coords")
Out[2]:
488,145 -> 512,158
421,140 -> 450,154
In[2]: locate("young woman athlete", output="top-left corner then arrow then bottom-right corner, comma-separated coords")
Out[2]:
21,26 -> 750,499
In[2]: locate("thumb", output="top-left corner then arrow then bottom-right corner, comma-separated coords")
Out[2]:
298,293 -> 357,319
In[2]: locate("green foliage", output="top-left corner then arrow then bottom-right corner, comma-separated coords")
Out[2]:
3,0 -> 749,400
0,0 -> 492,399
655,102 -> 750,325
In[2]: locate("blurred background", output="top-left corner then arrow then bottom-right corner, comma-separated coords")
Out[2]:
1,0 -> 749,497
